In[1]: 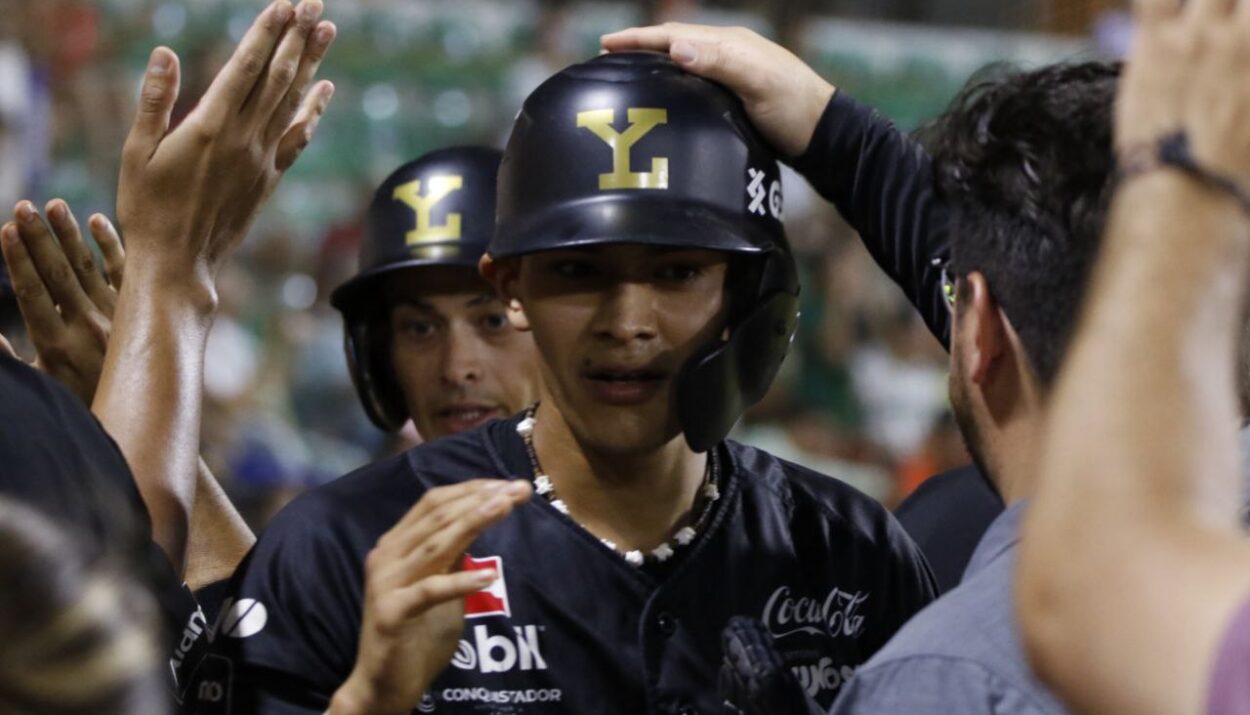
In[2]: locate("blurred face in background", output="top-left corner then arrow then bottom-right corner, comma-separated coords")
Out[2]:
384,266 -> 540,440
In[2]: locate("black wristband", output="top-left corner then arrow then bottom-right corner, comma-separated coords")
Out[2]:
1119,131 -> 1250,215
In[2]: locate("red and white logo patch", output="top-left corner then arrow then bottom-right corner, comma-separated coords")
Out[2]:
462,554 -> 510,619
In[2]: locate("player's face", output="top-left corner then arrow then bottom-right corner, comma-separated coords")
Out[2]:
504,244 -> 730,454
384,267 -> 540,440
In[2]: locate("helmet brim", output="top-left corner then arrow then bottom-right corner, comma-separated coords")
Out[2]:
488,195 -> 775,259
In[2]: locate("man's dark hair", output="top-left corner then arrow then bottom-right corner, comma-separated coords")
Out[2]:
926,61 -> 1120,388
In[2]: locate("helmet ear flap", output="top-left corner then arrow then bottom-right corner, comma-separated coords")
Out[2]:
676,252 -> 800,452
343,313 -> 409,432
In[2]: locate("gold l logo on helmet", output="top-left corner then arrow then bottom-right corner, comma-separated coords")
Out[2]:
392,176 -> 464,245
577,108 -> 669,190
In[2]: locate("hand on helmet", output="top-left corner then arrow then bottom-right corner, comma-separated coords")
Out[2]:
601,24 -> 835,158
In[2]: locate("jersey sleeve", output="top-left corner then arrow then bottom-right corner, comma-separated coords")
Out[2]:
828,656 -> 1053,715
184,494 -> 366,715
792,91 -> 952,348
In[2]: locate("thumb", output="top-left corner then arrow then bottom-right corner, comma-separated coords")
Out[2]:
124,47 -> 181,163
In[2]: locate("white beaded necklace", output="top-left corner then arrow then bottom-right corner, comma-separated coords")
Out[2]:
515,404 -> 721,566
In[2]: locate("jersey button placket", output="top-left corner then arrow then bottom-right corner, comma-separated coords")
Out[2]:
655,611 -> 678,636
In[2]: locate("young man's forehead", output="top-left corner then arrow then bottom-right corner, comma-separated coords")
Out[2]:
381,266 -> 498,308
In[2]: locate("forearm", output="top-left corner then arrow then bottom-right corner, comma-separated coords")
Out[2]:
1020,173 -> 1250,714
92,262 -> 217,575
185,457 -> 255,591
1044,173 -> 1248,528
793,92 -> 951,345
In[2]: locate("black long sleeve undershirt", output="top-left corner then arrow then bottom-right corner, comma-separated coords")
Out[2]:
793,91 -> 952,350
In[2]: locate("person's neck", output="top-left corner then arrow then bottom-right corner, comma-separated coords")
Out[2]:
982,409 -> 1042,506
531,402 -> 709,553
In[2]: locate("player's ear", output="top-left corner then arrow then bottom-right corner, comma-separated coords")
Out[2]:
479,254 -> 530,332
959,271 -> 1005,385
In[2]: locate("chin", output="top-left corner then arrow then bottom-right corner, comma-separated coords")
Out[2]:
563,400 -> 682,456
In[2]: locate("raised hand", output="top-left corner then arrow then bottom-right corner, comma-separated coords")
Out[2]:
117,0 -> 335,299
1113,0 -> 1250,190
0,200 -> 124,404
601,24 -> 834,157
92,0 -> 336,575
329,479 -> 533,715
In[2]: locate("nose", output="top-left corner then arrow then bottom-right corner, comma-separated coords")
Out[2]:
440,322 -> 484,387
592,280 -> 658,344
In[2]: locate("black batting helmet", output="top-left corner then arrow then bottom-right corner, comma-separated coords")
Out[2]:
490,52 -> 799,452
331,146 -> 502,431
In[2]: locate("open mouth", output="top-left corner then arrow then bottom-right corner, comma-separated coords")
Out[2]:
583,366 -> 668,405
433,404 -> 503,434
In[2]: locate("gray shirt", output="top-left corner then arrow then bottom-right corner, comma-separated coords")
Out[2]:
828,501 -> 1067,714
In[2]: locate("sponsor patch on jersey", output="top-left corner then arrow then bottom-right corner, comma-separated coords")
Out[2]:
462,554 -> 510,618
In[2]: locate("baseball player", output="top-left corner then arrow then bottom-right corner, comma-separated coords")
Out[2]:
330,146 -> 540,440
597,26 -> 992,590
194,52 -> 937,715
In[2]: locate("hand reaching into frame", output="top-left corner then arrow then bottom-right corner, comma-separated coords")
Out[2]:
90,0 -> 336,575
0,200 -> 124,404
601,24 -> 835,158
1114,0 -> 1250,187
117,0 -> 336,301
329,479 -> 533,715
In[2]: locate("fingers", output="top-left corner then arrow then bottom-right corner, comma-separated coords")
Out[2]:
246,0 -> 325,130
0,221 -> 63,339
374,481 -> 532,588
603,24 -> 759,96
275,79 -> 334,172
265,20 -> 335,148
390,570 -> 500,619
123,47 -> 181,165
11,202 -> 93,319
387,479 -> 527,556
45,200 -> 113,313
600,25 -> 717,72
390,478 -> 510,535
89,214 -> 125,289
198,0 -> 295,124
600,25 -> 684,52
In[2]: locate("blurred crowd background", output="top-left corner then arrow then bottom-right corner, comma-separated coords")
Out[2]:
0,0 -> 1126,528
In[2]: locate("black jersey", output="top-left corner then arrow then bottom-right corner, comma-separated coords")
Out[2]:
192,413 -> 935,714
0,353 -> 210,703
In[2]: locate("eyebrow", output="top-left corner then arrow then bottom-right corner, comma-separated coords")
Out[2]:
395,292 -> 498,312
466,292 -> 499,307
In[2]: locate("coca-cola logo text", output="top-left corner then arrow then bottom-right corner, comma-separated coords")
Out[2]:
761,586 -> 869,640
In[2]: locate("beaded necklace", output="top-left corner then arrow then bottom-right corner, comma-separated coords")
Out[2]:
515,404 -> 720,566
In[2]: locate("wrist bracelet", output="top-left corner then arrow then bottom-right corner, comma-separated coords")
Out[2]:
1118,131 -> 1250,216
